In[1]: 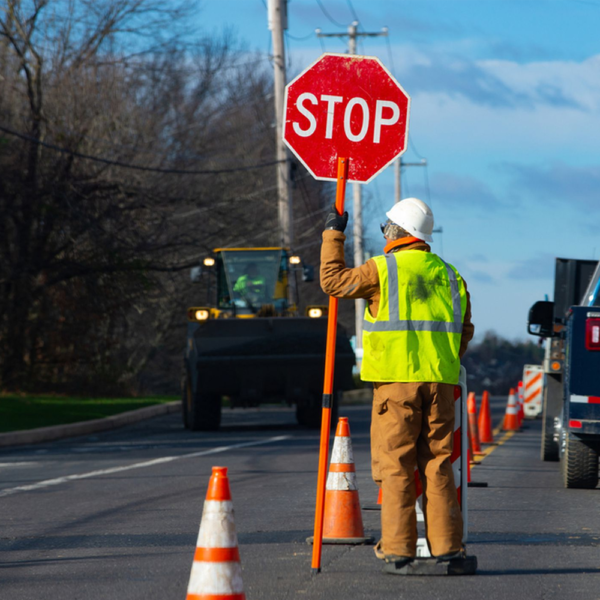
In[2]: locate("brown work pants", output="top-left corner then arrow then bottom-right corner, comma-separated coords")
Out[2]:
371,381 -> 463,557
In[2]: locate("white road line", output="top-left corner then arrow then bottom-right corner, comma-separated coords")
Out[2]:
0,462 -> 38,467
0,435 -> 290,498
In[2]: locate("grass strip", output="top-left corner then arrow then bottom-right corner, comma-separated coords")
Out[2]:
0,395 -> 178,433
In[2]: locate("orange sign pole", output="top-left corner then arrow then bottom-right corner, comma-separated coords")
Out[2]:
311,157 -> 349,574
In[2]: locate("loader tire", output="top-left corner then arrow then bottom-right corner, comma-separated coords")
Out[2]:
186,374 -> 221,432
561,430 -> 599,489
296,392 -> 339,429
540,400 -> 559,462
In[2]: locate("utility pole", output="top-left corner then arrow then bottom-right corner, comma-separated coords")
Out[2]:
268,0 -> 293,248
316,21 -> 387,360
394,158 -> 427,203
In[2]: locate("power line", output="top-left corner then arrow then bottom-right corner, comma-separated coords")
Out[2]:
285,31 -> 314,41
0,125 -> 285,175
385,35 -> 397,79
346,0 -> 360,24
409,137 -> 426,160
315,0 -> 346,28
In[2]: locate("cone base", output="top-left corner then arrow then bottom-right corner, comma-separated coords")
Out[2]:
306,535 -> 374,545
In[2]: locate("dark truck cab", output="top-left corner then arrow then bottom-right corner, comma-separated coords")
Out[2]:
528,258 -> 600,488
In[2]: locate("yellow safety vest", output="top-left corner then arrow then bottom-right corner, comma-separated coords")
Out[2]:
361,250 -> 467,384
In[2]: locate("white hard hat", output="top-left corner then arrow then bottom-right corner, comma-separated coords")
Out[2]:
386,197 -> 434,242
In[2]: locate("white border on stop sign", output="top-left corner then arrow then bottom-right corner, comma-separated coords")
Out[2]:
282,52 -> 411,184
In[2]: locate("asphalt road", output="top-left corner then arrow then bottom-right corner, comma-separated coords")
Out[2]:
1,396 -> 599,599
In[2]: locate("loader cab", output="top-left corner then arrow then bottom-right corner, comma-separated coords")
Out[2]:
215,248 -> 290,315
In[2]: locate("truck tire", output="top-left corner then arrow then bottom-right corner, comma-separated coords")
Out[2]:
186,374 -> 221,432
561,430 -> 599,489
296,392 -> 339,429
540,401 -> 559,462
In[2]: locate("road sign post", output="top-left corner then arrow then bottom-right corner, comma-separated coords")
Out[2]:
282,53 -> 410,573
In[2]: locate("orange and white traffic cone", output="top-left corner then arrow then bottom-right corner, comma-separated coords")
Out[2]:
502,388 -> 520,431
310,417 -> 372,544
517,384 -> 525,427
478,390 -> 494,443
186,466 -> 245,600
467,392 -> 485,455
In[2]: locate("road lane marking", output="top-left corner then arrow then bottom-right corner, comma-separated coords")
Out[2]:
0,462 -> 39,467
472,430 -> 515,465
0,436 -> 290,498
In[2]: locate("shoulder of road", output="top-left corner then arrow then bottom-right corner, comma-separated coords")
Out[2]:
0,401 -> 181,448
0,389 -> 373,448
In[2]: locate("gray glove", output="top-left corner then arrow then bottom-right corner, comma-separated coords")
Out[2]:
324,204 -> 348,233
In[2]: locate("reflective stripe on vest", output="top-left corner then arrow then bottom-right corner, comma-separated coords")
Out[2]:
362,255 -> 463,334
360,251 -> 467,384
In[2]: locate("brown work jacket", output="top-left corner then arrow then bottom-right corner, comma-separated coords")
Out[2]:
320,230 -> 475,359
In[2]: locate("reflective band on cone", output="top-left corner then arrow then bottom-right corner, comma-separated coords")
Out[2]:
186,466 -> 246,600
308,417 -> 372,545
502,389 -> 520,431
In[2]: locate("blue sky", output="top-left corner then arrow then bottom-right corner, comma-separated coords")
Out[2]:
198,0 -> 600,341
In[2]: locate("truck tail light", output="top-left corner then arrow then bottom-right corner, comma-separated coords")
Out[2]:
569,420 -> 582,429
585,318 -> 600,350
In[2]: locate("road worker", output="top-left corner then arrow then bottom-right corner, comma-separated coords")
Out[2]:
233,263 -> 267,304
320,197 -> 474,566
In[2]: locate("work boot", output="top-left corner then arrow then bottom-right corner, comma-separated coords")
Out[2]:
435,547 -> 467,562
374,540 -> 385,560
384,554 -> 414,567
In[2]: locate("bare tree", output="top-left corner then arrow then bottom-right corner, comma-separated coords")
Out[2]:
0,1 -> 335,394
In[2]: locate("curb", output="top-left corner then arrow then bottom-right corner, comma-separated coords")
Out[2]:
0,401 -> 181,449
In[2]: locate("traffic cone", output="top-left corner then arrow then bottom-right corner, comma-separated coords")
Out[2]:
310,417 -> 372,544
502,388 -> 520,431
186,466 -> 245,600
478,390 -> 494,443
467,392 -> 485,455
517,391 -> 525,428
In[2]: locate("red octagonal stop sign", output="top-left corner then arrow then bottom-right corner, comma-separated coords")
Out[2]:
283,53 -> 410,184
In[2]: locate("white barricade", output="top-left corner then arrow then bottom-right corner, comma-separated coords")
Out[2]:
416,366 -> 468,557
523,364 -> 544,418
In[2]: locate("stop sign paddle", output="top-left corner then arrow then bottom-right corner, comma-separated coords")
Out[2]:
283,53 -> 411,183
283,54 -> 411,574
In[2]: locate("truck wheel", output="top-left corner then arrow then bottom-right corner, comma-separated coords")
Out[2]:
187,375 -> 221,432
540,401 -> 559,462
561,430 -> 599,489
296,393 -> 339,429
